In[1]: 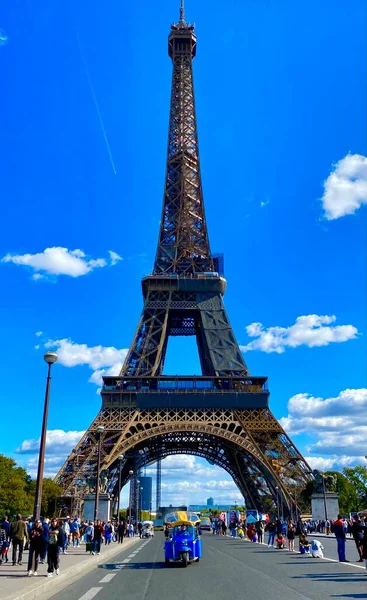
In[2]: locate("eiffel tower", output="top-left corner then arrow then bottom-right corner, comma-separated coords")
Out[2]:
56,2 -> 312,515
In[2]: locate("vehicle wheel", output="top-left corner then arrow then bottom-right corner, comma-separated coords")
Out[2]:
165,559 -> 170,565
182,552 -> 189,568
196,558 -> 200,563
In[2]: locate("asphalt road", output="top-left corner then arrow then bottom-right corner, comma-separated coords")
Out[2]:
46,533 -> 366,600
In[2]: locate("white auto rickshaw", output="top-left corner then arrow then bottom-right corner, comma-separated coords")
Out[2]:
142,520 -> 155,538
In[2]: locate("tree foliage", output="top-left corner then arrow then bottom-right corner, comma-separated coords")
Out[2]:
0,454 -> 62,518
0,454 -> 32,517
343,466 -> 367,510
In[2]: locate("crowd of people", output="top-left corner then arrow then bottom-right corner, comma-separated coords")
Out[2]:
208,514 -> 367,566
0,514 -> 146,578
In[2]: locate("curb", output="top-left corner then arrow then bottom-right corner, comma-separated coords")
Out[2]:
2,537 -> 140,600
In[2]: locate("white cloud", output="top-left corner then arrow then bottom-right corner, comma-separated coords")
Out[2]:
35,331 -> 43,337
44,338 -> 127,386
34,344 -> 40,350
108,250 -> 122,266
0,29 -> 7,46
305,456 -> 367,471
1,246 -> 122,280
240,314 -> 358,354
16,429 -> 85,455
260,199 -> 270,208
280,388 -> 367,468
322,153 -> 367,220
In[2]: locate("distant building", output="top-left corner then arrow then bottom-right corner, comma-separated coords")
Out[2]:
189,504 -> 237,512
207,497 -> 214,507
139,477 -> 152,511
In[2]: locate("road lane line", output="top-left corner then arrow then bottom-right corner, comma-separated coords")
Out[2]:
99,574 -> 116,583
122,558 -> 131,563
128,553 -> 137,558
77,588 -> 103,600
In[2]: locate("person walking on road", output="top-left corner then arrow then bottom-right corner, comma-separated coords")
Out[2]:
47,519 -> 62,577
255,519 -> 264,544
117,521 -> 125,543
287,521 -> 295,552
266,520 -> 276,547
333,514 -> 348,562
351,516 -> 365,562
10,514 -> 27,566
27,519 -> 44,576
92,520 -> 104,555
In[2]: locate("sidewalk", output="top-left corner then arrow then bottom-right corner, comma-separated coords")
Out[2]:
0,537 -> 140,600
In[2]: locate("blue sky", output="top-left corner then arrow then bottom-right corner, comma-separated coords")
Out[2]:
1,0 -> 366,507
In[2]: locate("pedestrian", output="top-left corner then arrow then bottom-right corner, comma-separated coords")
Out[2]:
47,518 -> 62,577
70,518 -> 80,548
1,515 -> 11,543
265,520 -> 276,547
164,524 -> 170,539
128,522 -> 134,537
92,520 -> 104,555
137,522 -> 143,539
221,520 -> 227,537
104,521 -> 113,544
10,514 -> 27,566
276,533 -> 286,549
27,519 -> 44,576
311,539 -> 324,558
287,521 -> 295,552
255,519 -> 264,544
299,534 -> 311,555
351,515 -> 365,562
40,518 -> 49,563
362,518 -> 367,570
0,522 -> 8,565
333,514 -> 348,563
62,519 -> 70,554
117,521 -> 124,543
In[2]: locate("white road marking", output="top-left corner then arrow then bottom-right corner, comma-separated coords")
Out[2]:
77,588 -> 103,600
122,558 -> 131,563
128,553 -> 137,558
99,574 -> 116,583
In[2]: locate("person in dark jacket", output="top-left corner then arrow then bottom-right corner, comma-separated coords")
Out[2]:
47,519 -> 63,577
10,515 -> 27,565
40,519 -> 50,563
362,518 -> 367,570
333,515 -> 348,562
351,516 -> 365,562
27,520 -> 44,576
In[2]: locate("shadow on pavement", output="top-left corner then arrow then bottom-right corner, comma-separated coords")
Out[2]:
293,573 -> 366,584
99,561 -> 170,570
331,595 -> 367,599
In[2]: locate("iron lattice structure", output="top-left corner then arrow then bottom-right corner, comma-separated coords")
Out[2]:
55,4 -> 313,516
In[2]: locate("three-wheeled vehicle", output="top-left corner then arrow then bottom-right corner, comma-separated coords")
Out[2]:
142,520 -> 154,538
164,511 -> 202,567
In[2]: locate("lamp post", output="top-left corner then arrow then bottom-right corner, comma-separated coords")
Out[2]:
275,487 -> 280,520
93,425 -> 105,522
117,454 -> 124,522
33,351 -> 58,521
128,470 -> 134,524
140,486 -> 144,521
321,471 -> 328,521
136,479 -> 140,522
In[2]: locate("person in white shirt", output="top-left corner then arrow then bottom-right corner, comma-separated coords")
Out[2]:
311,539 -> 324,558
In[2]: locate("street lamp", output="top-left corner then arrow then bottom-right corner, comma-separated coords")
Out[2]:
136,479 -> 140,522
321,471 -> 328,522
140,486 -> 144,521
128,470 -> 134,524
93,425 -> 105,522
275,487 -> 280,520
33,351 -> 58,521
117,454 -> 124,521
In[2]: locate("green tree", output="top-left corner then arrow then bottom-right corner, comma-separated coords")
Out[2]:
27,478 -> 63,517
343,466 -> 367,510
300,471 -> 359,515
0,454 -> 32,517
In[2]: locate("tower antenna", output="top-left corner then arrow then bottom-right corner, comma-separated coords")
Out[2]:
180,0 -> 185,23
